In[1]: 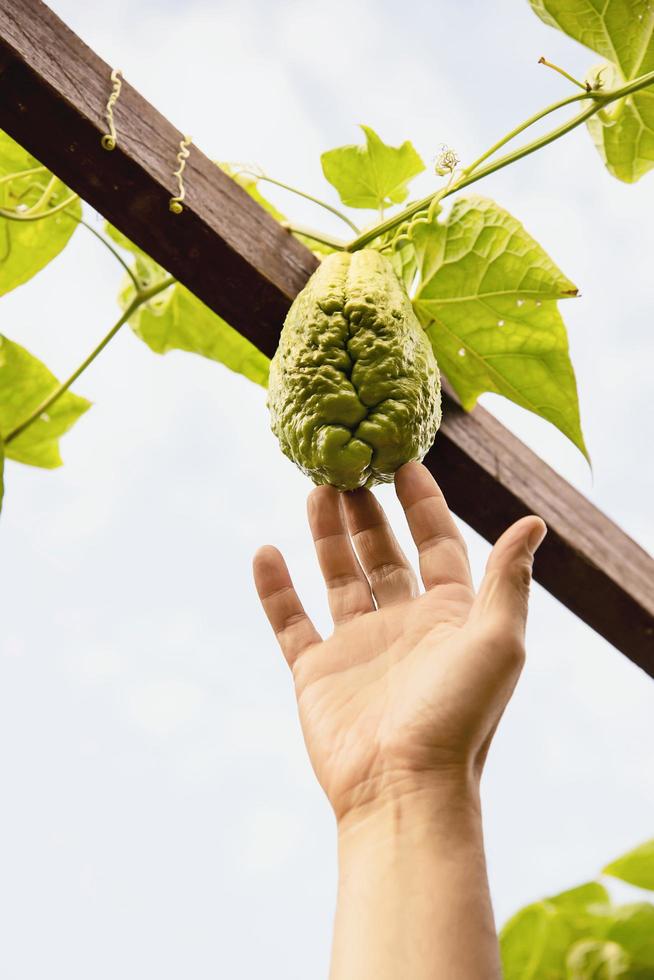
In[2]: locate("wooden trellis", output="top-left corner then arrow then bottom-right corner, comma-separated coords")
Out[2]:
1,0 -> 652,675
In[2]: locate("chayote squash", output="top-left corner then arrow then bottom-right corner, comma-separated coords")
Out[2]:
268,249 -> 441,490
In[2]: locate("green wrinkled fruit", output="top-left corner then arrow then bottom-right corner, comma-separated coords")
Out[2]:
268,249 -> 441,490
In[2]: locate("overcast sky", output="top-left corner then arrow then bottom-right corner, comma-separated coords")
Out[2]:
1,1 -> 653,977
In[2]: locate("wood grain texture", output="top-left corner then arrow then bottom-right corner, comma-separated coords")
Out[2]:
1,0 -> 652,674
0,0 -> 318,357
433,384 -> 653,674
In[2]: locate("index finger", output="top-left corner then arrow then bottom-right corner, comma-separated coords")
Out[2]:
394,462 -> 472,590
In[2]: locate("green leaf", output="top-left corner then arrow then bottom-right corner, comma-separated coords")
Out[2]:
566,939 -> 630,979
551,883 -> 612,910
411,196 -> 589,460
0,335 -> 90,468
105,224 -> 270,387
606,904 -> 654,969
388,237 -> 418,292
0,130 -> 81,295
0,436 -> 4,515
500,882 -> 616,979
500,902 -> 580,979
528,0 -> 654,182
321,125 -> 425,211
603,840 -> 654,891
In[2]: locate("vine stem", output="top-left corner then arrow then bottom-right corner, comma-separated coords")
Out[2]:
460,90 -> 587,178
73,213 -> 140,289
346,66 -> 654,251
26,174 -> 58,214
0,192 -> 79,221
4,277 -> 175,446
283,222 -> 347,250
241,171 -> 360,233
538,56 -> 590,92
0,165 -> 47,186
442,101 -> 599,198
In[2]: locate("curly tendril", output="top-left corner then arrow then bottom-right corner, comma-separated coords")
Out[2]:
434,144 -> 460,177
169,135 -> 193,214
101,68 -> 123,151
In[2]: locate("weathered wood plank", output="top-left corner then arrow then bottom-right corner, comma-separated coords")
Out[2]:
433,384 -> 653,674
1,0 -> 652,674
0,0 -> 318,357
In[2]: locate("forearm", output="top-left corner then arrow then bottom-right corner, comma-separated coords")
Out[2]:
329,774 -> 501,980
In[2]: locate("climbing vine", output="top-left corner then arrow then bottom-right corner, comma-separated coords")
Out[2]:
1,0 -> 654,512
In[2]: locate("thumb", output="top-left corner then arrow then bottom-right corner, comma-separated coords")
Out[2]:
472,516 -> 547,641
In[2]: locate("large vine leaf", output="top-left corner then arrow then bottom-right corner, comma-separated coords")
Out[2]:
500,902 -> 589,979
603,839 -> 654,890
410,196 -> 589,460
321,125 -> 425,211
0,130 -> 81,296
0,334 -> 90,468
105,224 -> 270,388
500,884 -> 625,978
529,0 -> 654,182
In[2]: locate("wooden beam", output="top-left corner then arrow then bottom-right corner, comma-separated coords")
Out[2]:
0,0 -> 318,358
432,385 -> 653,675
1,0 -> 652,675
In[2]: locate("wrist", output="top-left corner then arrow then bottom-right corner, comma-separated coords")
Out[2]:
336,766 -> 482,845
331,769 -> 500,980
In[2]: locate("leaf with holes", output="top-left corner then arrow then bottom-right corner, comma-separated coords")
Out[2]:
0,129 -> 81,296
0,335 -> 90,468
410,196 -> 589,460
529,0 -> 654,182
106,223 -> 270,387
321,125 -> 425,211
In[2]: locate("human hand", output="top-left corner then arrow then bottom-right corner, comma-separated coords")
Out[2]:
253,462 -> 546,826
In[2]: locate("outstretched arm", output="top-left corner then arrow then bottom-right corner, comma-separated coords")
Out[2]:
253,462 -> 545,979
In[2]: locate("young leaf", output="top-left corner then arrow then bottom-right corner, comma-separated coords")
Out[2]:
105,224 -> 270,387
0,335 -> 90,468
529,0 -> 654,182
321,125 -> 425,211
603,839 -> 654,891
410,196 -> 589,460
0,130 -> 81,296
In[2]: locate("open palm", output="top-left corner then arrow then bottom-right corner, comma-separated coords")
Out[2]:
254,462 -> 545,823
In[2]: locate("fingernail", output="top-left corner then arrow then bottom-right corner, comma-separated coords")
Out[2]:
527,521 -> 547,555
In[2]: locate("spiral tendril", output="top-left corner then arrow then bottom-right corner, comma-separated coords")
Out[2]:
169,135 -> 193,213
434,143 -> 459,177
101,69 -> 123,151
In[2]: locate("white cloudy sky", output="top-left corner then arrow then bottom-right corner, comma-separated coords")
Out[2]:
1,1 -> 653,977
